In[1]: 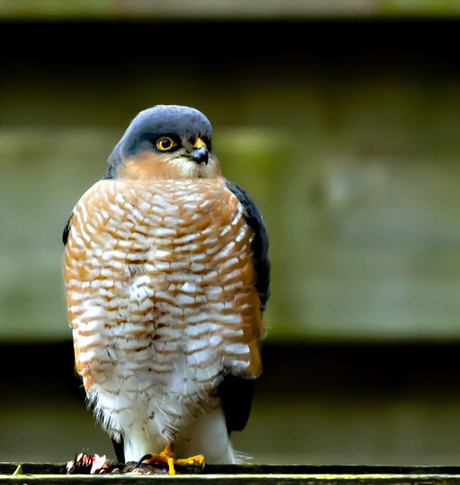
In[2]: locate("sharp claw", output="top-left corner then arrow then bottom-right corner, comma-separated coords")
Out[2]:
136,454 -> 153,468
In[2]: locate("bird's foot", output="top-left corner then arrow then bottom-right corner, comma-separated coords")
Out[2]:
137,444 -> 204,475
175,455 -> 205,467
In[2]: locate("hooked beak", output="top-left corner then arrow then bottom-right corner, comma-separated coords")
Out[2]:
190,137 -> 209,165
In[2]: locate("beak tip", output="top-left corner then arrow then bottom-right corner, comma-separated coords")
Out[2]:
191,147 -> 209,165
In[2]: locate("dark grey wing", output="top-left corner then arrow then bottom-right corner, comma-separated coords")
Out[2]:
219,374 -> 255,432
62,215 -> 72,245
225,179 -> 270,311
219,179 -> 270,434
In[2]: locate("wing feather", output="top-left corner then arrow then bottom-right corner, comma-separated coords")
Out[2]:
62,215 -> 72,245
225,179 -> 270,310
220,179 -> 270,433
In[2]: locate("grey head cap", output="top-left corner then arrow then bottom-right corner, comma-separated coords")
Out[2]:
104,105 -> 213,179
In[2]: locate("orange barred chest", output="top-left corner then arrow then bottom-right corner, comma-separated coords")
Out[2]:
64,178 -> 262,392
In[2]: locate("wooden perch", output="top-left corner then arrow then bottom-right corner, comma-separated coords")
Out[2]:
2,464 -> 460,484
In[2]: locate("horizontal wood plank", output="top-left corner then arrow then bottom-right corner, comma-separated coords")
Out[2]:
2,465 -> 460,484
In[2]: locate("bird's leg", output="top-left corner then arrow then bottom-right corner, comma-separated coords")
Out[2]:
138,444 -> 204,475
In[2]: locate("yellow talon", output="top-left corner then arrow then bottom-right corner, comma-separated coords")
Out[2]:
138,444 -> 204,475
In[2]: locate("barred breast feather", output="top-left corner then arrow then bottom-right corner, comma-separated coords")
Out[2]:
63,177 -> 263,449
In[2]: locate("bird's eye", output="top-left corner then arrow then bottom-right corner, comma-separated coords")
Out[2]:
156,137 -> 177,151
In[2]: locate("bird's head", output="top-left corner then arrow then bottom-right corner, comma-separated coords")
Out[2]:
105,105 -> 220,180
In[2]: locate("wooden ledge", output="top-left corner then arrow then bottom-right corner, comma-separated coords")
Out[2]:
2,464 -> 460,484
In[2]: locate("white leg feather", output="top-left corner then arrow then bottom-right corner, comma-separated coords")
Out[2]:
175,405 -> 239,464
123,427 -> 163,463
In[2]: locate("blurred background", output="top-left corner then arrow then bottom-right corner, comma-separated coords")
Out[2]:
2,0 -> 460,466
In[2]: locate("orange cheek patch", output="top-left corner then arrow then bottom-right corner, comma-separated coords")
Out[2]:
117,153 -> 221,181
119,153 -> 179,180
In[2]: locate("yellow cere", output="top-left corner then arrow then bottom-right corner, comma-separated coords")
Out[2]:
193,137 -> 206,149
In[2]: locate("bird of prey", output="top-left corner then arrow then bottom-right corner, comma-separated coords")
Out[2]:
63,105 -> 270,473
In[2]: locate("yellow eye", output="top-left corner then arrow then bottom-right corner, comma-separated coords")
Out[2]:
156,136 -> 177,151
